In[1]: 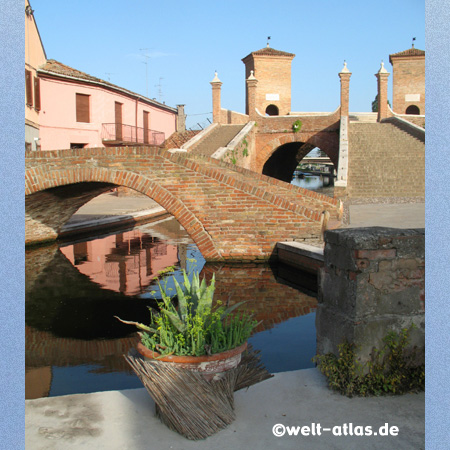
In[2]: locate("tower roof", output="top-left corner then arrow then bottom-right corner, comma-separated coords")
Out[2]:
389,47 -> 425,64
242,47 -> 295,62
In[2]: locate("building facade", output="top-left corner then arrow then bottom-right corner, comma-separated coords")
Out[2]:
242,46 -> 295,116
37,61 -> 177,150
25,0 -> 46,151
389,46 -> 425,115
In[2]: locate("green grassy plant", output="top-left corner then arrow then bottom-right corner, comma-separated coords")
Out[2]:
116,270 -> 257,357
313,327 -> 424,397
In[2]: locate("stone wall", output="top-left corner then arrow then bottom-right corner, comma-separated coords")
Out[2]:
316,227 -> 424,366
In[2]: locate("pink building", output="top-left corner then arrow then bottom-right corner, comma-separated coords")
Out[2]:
25,1 -> 182,151
37,61 -> 179,150
25,0 -> 46,151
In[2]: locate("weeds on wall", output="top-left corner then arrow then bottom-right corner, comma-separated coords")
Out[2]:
313,326 -> 424,397
224,138 -> 249,165
292,120 -> 303,133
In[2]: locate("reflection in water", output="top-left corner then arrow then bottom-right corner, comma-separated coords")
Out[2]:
291,174 -> 334,197
25,218 -> 317,399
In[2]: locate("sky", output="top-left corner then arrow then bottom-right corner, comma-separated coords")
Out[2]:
30,0 -> 425,129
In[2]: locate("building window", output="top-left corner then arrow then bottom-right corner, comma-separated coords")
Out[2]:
76,93 -> 90,122
405,105 -> 420,115
70,143 -> 87,149
25,142 -> 32,151
26,70 -> 33,107
34,77 -> 41,111
265,104 -> 279,116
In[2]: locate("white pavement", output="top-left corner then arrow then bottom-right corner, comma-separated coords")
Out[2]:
25,369 -> 424,449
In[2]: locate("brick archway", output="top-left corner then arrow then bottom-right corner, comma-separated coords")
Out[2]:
255,132 -> 339,175
26,147 -> 340,261
25,165 -> 221,260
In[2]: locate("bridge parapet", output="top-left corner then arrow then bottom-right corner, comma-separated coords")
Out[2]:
253,107 -> 341,133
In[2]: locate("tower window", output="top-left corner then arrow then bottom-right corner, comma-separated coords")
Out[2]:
265,104 -> 279,116
405,105 -> 420,115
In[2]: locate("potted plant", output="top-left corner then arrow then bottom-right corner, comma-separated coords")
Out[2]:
116,269 -> 257,380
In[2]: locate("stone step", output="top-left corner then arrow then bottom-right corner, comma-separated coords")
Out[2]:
189,125 -> 245,157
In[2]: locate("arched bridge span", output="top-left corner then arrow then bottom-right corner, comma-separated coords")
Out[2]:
26,147 -> 341,261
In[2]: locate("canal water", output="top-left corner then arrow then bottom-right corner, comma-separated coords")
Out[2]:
25,216 -> 318,399
291,173 -> 334,196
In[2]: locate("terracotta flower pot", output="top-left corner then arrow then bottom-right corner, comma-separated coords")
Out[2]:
137,341 -> 247,381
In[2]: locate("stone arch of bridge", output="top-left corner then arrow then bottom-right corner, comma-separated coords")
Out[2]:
25,166 -> 221,260
258,133 -> 339,183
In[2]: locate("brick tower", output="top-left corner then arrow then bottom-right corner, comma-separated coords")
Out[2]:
242,45 -> 295,116
389,46 -> 425,115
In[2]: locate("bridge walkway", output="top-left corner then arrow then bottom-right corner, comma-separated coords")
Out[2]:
188,124 -> 245,156
188,153 -> 342,220
348,122 -> 424,199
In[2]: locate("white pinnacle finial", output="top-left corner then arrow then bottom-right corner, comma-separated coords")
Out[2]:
247,70 -> 256,80
211,71 -> 221,83
340,60 -> 350,73
378,61 -> 388,74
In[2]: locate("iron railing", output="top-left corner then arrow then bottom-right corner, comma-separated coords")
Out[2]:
102,123 -> 165,146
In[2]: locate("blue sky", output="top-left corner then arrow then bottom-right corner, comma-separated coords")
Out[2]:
32,0 -> 424,128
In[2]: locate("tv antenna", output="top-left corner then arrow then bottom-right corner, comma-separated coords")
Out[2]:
140,48 -> 152,97
155,77 -> 164,102
105,72 -> 114,82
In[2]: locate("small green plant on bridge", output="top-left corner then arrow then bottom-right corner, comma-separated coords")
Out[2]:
292,120 -> 302,133
313,326 -> 424,397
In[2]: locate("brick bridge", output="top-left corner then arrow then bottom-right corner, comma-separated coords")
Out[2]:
182,51 -> 425,195
25,147 -> 341,261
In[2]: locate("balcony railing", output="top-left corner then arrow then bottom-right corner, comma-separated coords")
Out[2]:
102,123 -> 165,146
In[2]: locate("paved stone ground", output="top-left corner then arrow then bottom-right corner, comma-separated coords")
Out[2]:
345,203 -> 425,229
25,368 -> 424,450
63,192 -> 163,226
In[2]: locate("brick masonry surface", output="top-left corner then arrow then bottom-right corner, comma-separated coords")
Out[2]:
317,227 -> 424,366
391,57 -> 425,115
25,147 -> 342,261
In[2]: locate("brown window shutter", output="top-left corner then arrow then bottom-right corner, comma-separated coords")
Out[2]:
143,111 -> 149,143
76,93 -> 90,122
115,102 -> 123,140
25,70 -> 33,106
34,77 -> 41,111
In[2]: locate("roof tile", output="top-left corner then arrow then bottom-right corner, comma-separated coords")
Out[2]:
242,47 -> 295,61
37,59 -> 176,111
